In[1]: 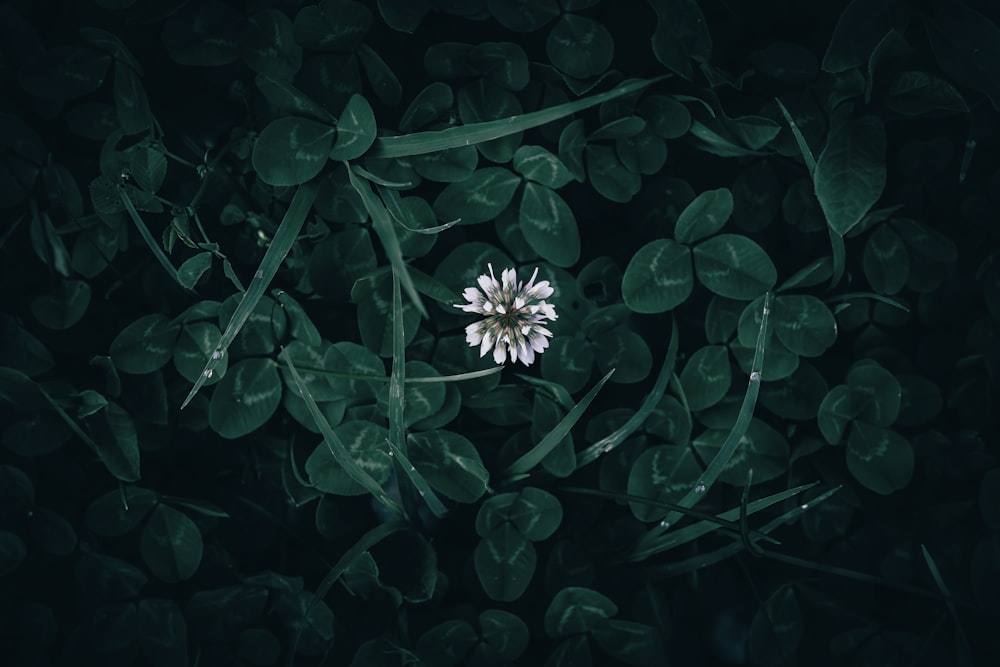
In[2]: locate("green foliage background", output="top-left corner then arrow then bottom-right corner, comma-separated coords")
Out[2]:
1,0 -> 999,665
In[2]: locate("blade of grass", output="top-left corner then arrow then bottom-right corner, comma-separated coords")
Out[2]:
628,482 -> 820,563
118,186 -> 190,292
280,346 -> 404,518
388,271 -> 406,455
827,291 -> 910,312
378,184 -> 461,234
181,181 -> 318,408
644,485 -> 841,576
774,97 -> 817,175
560,485 -> 787,546
368,77 -> 668,158
501,368 -> 615,479
385,438 -> 448,518
577,318 -> 678,467
288,520 -> 407,665
346,163 -> 428,319
657,293 -> 773,531
739,468 -> 765,557
828,225 -> 847,289
921,544 -> 974,661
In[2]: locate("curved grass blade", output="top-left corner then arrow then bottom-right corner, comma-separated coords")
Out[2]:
181,181 -> 319,408
827,291 -> 910,312
560,485 -> 786,546
280,347 -> 404,518
368,77 -> 668,158
288,520 -> 407,665
351,164 -> 414,188
644,485 -> 841,576
739,469 -> 765,557
385,438 -> 448,518
827,226 -> 846,289
775,97 -> 817,175
655,293 -> 773,531
379,184 -> 460,234
388,271 -> 406,454
921,545 -> 973,660
274,364 -> 502,385
501,368 -> 615,479
577,318 -> 678,468
118,186 -> 189,292
627,482 -> 817,563
346,163 -> 428,319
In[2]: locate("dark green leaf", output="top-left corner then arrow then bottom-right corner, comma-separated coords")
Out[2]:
924,2 -> 1000,111
587,143 -> 641,202
748,586 -> 802,665
306,421 -> 392,495
140,504 -> 203,582
475,524 -> 536,602
592,619 -> 665,667
679,345 -> 731,411
772,294 -> 838,357
674,187 -> 733,244
649,0 -> 712,79
821,0 -> 891,73
252,117 -> 335,186
513,145 -> 575,188
547,14 -> 614,79
693,418 -> 789,485
479,609 -> 530,661
846,423 -> 913,495
433,167 -> 521,224
17,46 -> 110,100
30,279 -> 90,330
408,430 -> 489,503
470,42 -> 530,91
693,234 -> 777,299
113,62 -> 152,135
177,252 -> 212,291
162,1 -> 242,66
242,9 -> 302,80
519,183 -> 580,267
863,224 -> 909,294
544,587 -> 618,638
487,0 -> 559,32
208,358 -> 282,439
110,314 -> 181,375
330,94 -> 376,160
814,107 -> 886,236
886,71 -> 969,116
293,0 -> 371,51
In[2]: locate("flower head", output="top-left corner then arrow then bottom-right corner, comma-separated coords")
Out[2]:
454,264 -> 558,366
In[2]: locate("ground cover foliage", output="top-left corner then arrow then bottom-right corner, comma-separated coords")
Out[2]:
1,0 -> 999,664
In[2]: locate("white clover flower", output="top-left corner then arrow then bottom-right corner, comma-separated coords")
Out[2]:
454,264 -> 558,366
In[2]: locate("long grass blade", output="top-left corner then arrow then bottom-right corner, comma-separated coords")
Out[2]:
346,164 -> 428,319
288,520 -> 407,665
280,347 -> 404,518
502,368 -> 615,479
921,545 -> 974,662
118,187 -> 189,292
627,482 -> 818,563
560,485 -> 786,545
577,318 -> 678,467
643,485 -> 841,576
386,438 -> 448,518
181,181 -> 318,408
378,184 -> 461,234
774,97 -> 817,175
368,77 -> 668,158
656,293 -> 772,531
